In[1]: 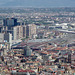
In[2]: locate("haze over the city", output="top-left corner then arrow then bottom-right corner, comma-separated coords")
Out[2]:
0,0 -> 75,7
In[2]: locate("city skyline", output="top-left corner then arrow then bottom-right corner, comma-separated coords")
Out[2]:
0,2 -> 75,74
0,0 -> 75,8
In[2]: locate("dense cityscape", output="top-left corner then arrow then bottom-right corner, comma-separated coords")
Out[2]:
0,7 -> 75,75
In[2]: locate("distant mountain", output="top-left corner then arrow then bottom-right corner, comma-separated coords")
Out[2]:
0,0 -> 75,7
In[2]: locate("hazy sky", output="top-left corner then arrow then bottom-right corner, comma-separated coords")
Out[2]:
0,0 -> 75,7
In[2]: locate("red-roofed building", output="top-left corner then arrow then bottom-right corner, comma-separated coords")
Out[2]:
11,69 -> 36,75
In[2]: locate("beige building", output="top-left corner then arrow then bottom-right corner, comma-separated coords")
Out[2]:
13,25 -> 23,40
26,24 -> 36,39
13,24 -> 36,40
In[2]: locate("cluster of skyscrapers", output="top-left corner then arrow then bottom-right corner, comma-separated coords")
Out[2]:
0,18 -> 37,46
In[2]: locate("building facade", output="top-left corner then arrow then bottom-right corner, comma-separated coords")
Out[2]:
26,24 -> 36,39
